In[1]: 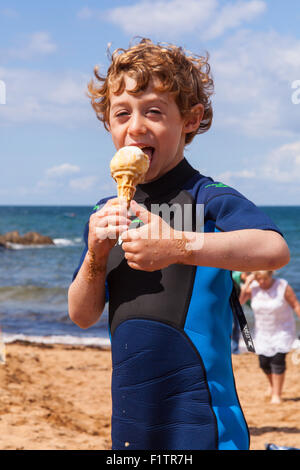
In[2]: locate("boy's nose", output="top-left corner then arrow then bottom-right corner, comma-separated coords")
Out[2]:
128,113 -> 147,136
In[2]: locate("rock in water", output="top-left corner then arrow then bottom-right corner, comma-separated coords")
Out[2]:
0,231 -> 54,247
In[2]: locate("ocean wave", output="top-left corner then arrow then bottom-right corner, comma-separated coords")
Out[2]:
2,332 -> 111,349
5,237 -> 83,250
53,237 -> 82,247
0,285 -> 67,302
5,242 -> 50,250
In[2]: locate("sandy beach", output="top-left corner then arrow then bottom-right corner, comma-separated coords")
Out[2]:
0,342 -> 299,451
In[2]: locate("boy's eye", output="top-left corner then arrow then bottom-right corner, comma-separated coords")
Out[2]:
116,111 -> 129,117
148,109 -> 161,114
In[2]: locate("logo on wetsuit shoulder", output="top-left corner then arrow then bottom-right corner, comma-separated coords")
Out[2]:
204,183 -> 230,189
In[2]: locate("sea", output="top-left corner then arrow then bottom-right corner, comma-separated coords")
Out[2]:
0,205 -> 299,348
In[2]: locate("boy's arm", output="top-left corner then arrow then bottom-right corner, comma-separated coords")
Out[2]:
68,198 -> 131,329
121,202 -> 290,272
68,251 -> 107,329
177,228 -> 290,272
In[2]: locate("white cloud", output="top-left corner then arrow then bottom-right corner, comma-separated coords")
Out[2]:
69,176 -> 98,190
261,141 -> 300,183
23,164 -> 100,199
216,141 -> 300,186
105,0 -> 217,36
103,0 -> 265,38
46,164 -> 80,178
205,0 -> 266,40
77,7 -> 93,20
211,29 -> 300,137
35,164 -> 86,195
216,169 -> 256,182
36,163 -> 81,191
49,78 -> 88,105
0,67 -> 93,126
8,32 -> 57,60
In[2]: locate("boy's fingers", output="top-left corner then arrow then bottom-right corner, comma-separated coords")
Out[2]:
96,197 -> 128,217
124,251 -> 135,262
122,241 -> 133,253
105,196 -> 127,206
95,225 -> 128,240
92,205 -> 131,223
95,215 -> 130,228
126,261 -> 140,271
121,228 -> 141,242
100,205 -> 129,218
95,227 -> 113,240
123,250 -> 140,269
107,215 -> 131,226
120,230 -> 130,242
130,200 -> 151,224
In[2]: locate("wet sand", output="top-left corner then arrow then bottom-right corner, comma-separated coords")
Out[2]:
0,342 -> 299,450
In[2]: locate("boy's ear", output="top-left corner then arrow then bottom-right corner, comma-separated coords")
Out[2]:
183,104 -> 204,134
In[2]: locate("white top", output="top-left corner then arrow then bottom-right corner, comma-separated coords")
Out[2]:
250,278 -> 296,356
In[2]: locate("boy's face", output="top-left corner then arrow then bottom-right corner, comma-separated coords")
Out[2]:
108,75 -> 188,183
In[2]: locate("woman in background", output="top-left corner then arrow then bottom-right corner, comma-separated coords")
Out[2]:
240,270 -> 300,404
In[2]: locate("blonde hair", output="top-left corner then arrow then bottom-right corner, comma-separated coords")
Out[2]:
254,270 -> 274,278
87,38 -> 214,144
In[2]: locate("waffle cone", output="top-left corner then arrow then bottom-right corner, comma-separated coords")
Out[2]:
114,174 -> 136,208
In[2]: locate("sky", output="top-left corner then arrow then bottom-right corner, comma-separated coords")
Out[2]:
0,0 -> 300,206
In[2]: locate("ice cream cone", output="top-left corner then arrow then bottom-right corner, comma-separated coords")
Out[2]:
114,173 -> 136,206
110,147 -> 150,208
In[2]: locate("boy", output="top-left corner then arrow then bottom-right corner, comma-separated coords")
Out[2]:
68,39 -> 290,450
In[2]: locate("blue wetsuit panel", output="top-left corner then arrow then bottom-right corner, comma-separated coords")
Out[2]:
111,319 -> 218,450
184,264 -> 249,449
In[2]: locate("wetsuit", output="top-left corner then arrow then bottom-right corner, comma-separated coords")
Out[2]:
72,158 -> 283,450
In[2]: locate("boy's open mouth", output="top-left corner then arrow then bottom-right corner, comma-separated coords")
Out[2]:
141,146 -> 155,164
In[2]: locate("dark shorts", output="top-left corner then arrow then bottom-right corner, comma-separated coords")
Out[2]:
258,353 -> 287,375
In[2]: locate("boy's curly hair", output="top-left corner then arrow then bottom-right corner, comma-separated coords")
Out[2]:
87,38 -> 214,144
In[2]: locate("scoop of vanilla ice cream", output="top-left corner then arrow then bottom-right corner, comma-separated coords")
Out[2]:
110,146 -> 150,184
110,146 -> 150,207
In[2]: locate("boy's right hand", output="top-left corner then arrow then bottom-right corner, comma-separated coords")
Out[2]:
88,198 -> 131,262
